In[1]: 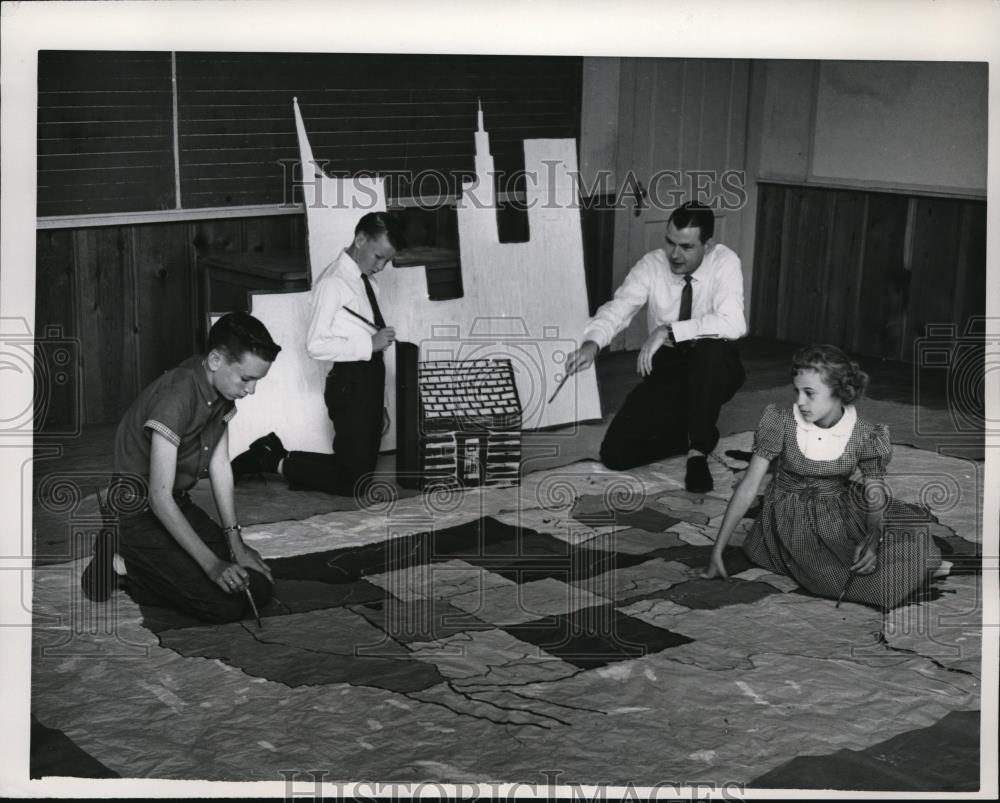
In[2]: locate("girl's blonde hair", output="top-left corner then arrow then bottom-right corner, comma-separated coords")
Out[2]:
791,344 -> 869,404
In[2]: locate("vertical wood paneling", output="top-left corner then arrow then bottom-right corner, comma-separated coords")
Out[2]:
133,222 -> 198,388
750,184 -> 785,339
780,188 -> 830,343
906,198 -> 964,350
34,230 -> 78,431
952,202 -> 987,332
822,191 -> 867,347
243,215 -> 306,253
73,227 -> 140,422
750,184 -> 968,364
854,194 -> 909,359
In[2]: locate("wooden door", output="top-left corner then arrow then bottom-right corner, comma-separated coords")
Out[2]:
611,58 -> 751,350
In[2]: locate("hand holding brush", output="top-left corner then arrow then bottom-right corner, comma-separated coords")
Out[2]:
835,528 -> 881,608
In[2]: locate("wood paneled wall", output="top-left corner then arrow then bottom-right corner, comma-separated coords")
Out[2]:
35,201 -> 616,428
35,214 -> 306,428
750,183 -> 986,362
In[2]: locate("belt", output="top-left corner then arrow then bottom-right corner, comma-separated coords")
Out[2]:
772,472 -> 848,499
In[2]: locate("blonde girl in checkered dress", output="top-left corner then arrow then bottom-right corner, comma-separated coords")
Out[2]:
704,345 -> 942,610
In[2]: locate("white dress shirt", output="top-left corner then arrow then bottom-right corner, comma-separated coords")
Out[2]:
305,248 -> 381,363
582,244 -> 746,348
793,403 -> 857,461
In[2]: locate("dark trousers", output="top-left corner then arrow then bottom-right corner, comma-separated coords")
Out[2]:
281,357 -> 385,496
117,493 -> 272,624
600,339 -> 745,471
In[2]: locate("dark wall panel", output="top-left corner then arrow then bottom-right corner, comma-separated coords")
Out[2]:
822,191 -> 867,349
37,51 -> 176,216
73,228 -> 141,421
749,184 -> 786,340
855,193 -> 909,358
133,222 -> 200,389
175,52 -> 582,210
751,183 -> 983,363
38,51 -> 582,217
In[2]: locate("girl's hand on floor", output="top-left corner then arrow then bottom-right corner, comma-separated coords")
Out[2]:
850,543 -> 878,575
702,550 -> 729,580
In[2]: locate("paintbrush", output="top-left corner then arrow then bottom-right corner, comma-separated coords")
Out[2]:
343,306 -> 378,330
547,372 -> 571,405
835,526 -> 881,609
227,543 -> 263,629
245,587 -> 263,629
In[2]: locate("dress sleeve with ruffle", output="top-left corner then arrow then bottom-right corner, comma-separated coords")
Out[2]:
857,422 -> 892,478
753,404 -> 785,461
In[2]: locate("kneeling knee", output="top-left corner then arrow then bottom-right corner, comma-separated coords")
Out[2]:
600,442 -> 635,471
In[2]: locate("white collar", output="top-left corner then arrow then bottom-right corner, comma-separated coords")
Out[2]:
325,247 -> 364,281
793,403 -> 856,438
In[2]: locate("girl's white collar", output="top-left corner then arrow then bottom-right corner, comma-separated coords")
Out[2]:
793,403 -> 856,437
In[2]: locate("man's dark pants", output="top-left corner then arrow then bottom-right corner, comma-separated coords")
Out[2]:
118,492 -> 272,624
599,339 -> 745,471
281,356 -> 385,496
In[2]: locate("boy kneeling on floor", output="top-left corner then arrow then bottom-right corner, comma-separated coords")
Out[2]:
82,312 -> 279,623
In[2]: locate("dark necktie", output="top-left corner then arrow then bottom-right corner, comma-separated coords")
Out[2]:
678,275 -> 693,322
361,273 -> 386,329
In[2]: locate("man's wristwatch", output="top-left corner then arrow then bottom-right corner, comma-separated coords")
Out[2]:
665,324 -> 676,345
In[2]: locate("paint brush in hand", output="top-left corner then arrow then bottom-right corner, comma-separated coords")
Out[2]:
835,527 -> 881,609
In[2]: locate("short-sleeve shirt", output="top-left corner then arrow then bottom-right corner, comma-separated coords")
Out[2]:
113,355 -> 236,492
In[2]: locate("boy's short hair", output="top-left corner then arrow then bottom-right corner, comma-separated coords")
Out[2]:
668,201 -> 715,243
355,211 -> 408,251
207,312 -> 281,363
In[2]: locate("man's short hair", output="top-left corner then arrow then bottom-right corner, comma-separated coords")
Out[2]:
668,201 -> 715,243
207,312 -> 281,363
355,211 -> 408,251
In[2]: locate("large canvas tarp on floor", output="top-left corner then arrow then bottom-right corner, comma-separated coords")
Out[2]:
30,433 -> 983,790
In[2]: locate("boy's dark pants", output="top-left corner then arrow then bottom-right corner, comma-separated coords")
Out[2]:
281,357 -> 385,496
600,339 -> 745,471
117,492 -> 272,624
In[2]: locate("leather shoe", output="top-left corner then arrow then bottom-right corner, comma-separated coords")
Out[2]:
81,527 -> 118,602
685,455 -> 713,493
232,432 -> 287,478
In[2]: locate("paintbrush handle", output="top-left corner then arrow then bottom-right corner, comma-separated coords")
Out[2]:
835,571 -> 856,608
245,588 -> 262,629
343,305 -> 379,330
547,372 -> 570,405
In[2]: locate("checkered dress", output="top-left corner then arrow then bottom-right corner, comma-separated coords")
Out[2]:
743,405 -> 941,610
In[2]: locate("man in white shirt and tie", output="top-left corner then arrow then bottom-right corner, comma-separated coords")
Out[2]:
566,201 -> 746,493
231,212 -> 406,496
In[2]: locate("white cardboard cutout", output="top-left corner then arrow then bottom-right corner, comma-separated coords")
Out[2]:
226,99 -> 601,457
